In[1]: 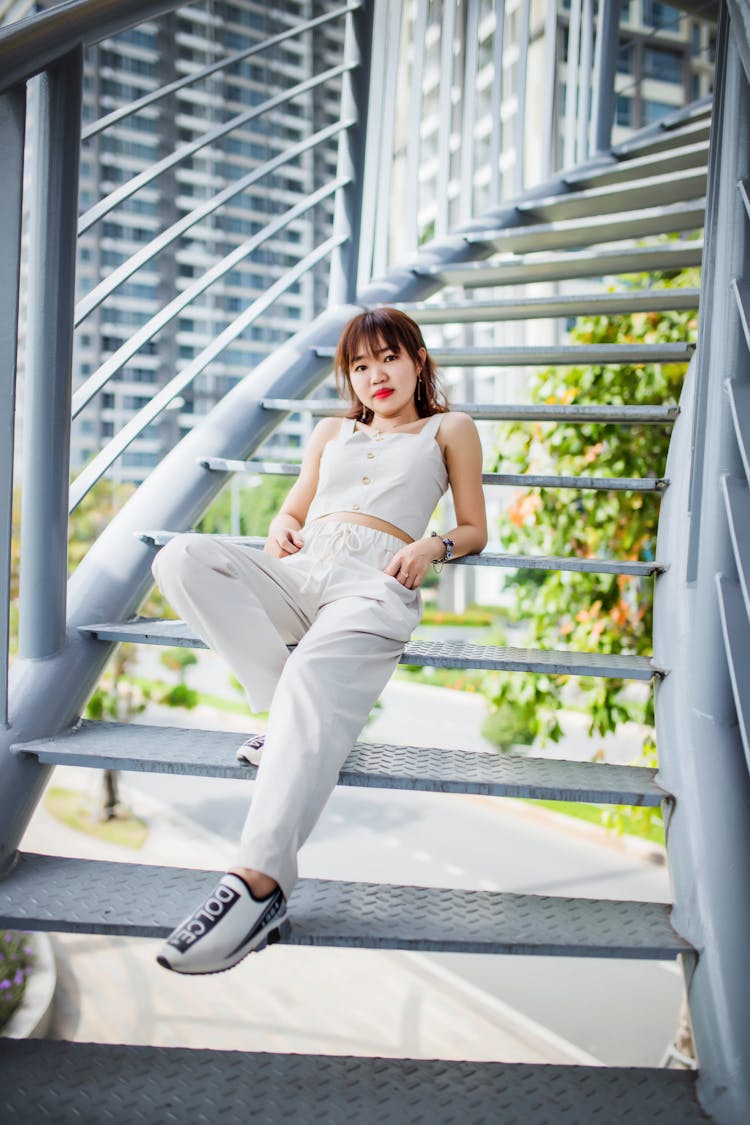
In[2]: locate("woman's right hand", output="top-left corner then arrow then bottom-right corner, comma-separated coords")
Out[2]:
264,527 -> 304,557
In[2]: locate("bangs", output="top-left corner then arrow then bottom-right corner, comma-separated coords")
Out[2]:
336,309 -> 417,375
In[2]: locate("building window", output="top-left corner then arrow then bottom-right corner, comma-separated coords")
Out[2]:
615,95 -> 633,127
617,40 -> 633,75
642,2 -> 680,32
643,47 -> 683,85
643,99 -> 676,126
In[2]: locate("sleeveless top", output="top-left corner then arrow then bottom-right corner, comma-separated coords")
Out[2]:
305,414 -> 449,540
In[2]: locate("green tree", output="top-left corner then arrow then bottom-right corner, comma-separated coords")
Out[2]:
481,269 -> 699,769
197,475 -> 293,536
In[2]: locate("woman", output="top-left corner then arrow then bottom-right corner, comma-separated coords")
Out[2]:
153,307 -> 487,975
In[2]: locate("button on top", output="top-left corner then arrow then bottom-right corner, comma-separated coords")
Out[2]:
351,503 -> 360,511
367,452 -> 375,460
362,476 -> 370,485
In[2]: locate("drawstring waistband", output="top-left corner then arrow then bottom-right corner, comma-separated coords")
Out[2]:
300,522 -> 364,591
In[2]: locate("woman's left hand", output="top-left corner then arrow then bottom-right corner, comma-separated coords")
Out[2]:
384,538 -> 439,589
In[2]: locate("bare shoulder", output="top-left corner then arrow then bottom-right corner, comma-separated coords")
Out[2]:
313,415 -> 345,439
438,411 -> 480,448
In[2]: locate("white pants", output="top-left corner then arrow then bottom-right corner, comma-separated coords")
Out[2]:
151,522 -> 421,898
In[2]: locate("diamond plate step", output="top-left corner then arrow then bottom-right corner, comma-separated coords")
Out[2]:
260,398 -> 681,423
199,457 -> 669,493
137,531 -> 664,576
78,618 -> 662,679
396,288 -> 701,323
12,719 -> 666,805
0,1040 -> 710,1125
463,201 -> 704,255
0,853 -> 691,959
510,169 -> 707,224
564,141 -> 709,190
313,342 -> 694,366
416,241 -> 703,287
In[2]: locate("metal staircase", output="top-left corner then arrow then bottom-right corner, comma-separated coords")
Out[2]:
1,0 -> 749,1121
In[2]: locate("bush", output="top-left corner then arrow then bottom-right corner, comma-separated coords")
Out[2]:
481,702 -> 536,752
0,931 -> 34,1030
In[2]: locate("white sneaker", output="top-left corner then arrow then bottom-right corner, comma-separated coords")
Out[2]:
156,874 -> 287,975
236,734 -> 265,766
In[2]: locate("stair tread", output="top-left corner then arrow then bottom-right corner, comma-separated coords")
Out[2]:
563,141 -> 709,189
78,618 -> 661,679
313,343 -> 694,364
416,241 -> 704,286
0,1040 -> 710,1124
511,169 -> 707,223
463,201 -> 704,252
199,457 -> 668,492
260,399 -> 681,423
397,289 -> 701,321
137,532 -> 664,575
12,719 -> 666,805
0,852 -> 690,957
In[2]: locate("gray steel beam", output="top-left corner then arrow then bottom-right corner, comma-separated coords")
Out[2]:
328,1 -> 375,306
0,0 -> 182,93
653,18 -> 750,1121
590,0 -> 621,157
0,85 -> 25,729
259,398 -> 680,423
18,51 -> 82,661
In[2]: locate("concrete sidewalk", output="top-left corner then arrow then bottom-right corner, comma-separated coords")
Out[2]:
21,766 -> 600,1065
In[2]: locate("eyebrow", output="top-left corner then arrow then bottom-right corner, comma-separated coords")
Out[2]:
352,345 -> 398,362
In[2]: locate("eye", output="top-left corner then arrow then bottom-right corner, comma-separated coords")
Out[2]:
384,352 -> 398,362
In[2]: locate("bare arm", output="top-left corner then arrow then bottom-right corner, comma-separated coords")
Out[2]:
265,416 -> 340,557
385,412 -> 487,587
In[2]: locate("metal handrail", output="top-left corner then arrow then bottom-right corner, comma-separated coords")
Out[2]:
81,2 -> 360,140
0,0 -> 182,93
69,227 -> 346,511
77,62 -> 352,235
74,120 -> 351,328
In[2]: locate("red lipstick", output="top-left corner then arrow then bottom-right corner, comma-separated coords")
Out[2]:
373,388 -> 393,399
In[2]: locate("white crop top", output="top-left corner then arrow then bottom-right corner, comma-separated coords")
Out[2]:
305,414 -> 449,540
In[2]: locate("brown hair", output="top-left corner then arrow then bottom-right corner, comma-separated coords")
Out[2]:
334,307 -> 449,423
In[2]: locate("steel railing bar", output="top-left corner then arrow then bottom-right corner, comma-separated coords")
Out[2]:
577,0 -> 593,164
72,175 -> 347,418
513,0 -> 530,196
75,120 -> 350,326
259,398 -> 680,424
727,378 -> 750,483
489,1 -> 505,202
357,0 -> 389,287
540,0 -> 558,182
371,0 -> 402,276
563,0 -> 581,171
436,0 -> 457,237
81,3 -> 360,140
69,233 -> 344,512
459,0 -> 480,226
591,0 -> 620,156
403,0 -> 428,255
77,62 -> 351,235
0,85 -> 25,728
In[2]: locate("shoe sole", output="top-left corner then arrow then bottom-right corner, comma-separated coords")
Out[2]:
157,914 -> 291,976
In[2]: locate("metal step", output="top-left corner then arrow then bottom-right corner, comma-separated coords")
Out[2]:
313,343 -> 694,366
0,1040 -> 710,1125
260,399 -> 681,424
722,476 -> 750,617
511,169 -> 707,225
199,457 -> 669,493
137,531 -> 664,576
613,115 -> 712,160
416,241 -> 704,288
464,202 -> 705,256
727,377 -> 750,475
397,288 -> 701,323
564,141 -> 709,190
78,618 -> 661,679
12,719 -> 666,805
0,852 -> 690,959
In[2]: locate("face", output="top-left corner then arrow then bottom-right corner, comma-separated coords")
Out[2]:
349,338 -> 427,422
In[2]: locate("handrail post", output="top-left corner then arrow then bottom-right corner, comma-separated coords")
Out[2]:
18,49 -> 82,661
590,0 -> 621,156
328,0 -> 376,306
0,86 -> 26,729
